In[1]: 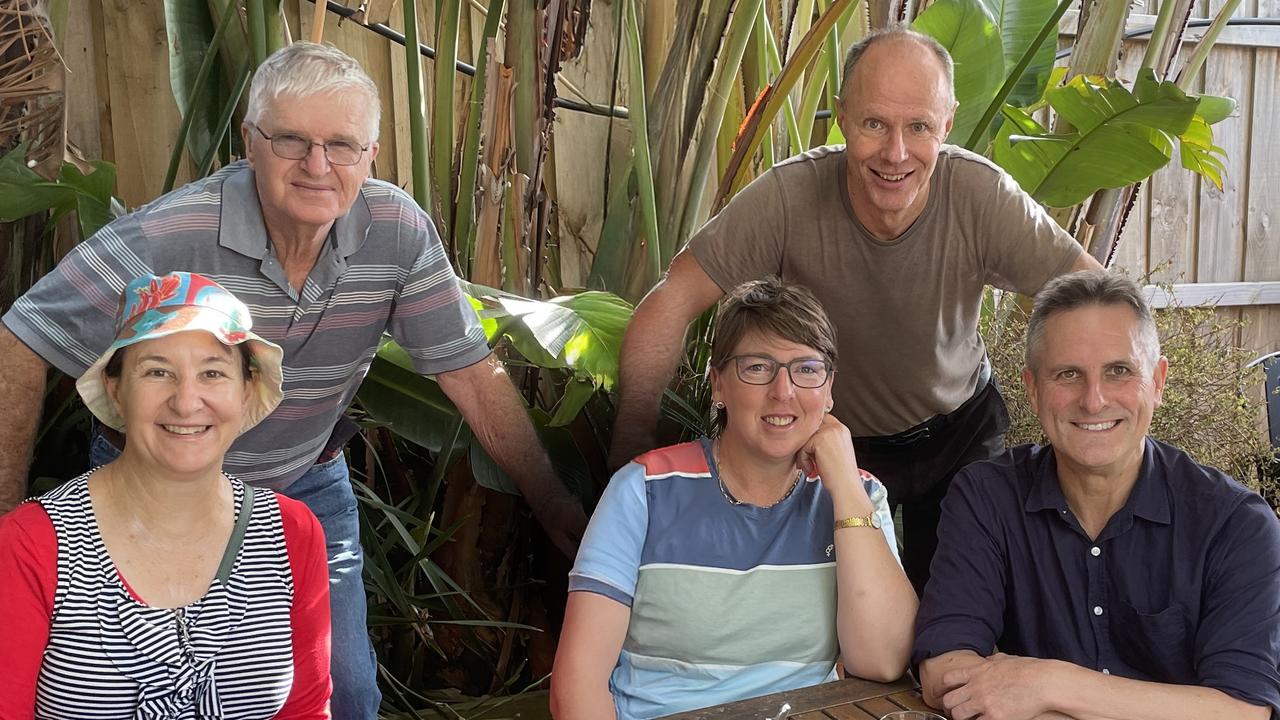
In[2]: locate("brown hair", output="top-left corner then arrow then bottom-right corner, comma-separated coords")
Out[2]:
709,278 -> 838,435
103,341 -> 254,380
1025,270 -> 1160,372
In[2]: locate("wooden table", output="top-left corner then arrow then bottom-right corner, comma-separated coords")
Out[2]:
657,677 -> 938,719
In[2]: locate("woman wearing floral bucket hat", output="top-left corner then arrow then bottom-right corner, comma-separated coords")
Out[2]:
0,272 -> 332,719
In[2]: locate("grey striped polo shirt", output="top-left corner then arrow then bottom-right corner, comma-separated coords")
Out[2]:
4,160 -> 490,489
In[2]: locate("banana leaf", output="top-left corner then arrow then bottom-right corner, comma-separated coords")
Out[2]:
912,0 -> 1004,146
0,145 -> 124,239
976,0 -> 1057,107
482,289 -> 633,391
164,0 -> 222,172
992,69 -> 1200,207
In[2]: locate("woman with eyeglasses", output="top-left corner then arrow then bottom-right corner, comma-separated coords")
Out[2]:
551,278 -> 917,719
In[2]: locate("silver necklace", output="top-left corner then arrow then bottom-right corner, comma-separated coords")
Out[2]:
712,440 -> 802,509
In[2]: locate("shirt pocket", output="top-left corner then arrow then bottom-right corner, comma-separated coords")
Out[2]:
1110,599 -> 1194,683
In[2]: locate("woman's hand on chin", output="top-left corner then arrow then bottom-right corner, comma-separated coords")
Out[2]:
795,414 -> 860,493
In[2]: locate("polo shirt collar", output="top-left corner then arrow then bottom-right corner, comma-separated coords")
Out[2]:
1023,438 -> 1171,526
218,161 -> 373,260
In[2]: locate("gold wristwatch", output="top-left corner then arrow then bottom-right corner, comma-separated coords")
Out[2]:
834,514 -> 881,530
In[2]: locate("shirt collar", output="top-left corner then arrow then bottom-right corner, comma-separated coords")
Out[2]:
218,161 -> 373,260
1024,437 -> 1170,526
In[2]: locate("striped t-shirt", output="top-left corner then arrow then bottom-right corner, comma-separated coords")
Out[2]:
569,440 -> 899,720
3,161 -> 490,489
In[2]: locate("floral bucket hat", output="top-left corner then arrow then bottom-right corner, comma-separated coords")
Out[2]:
75,272 -> 285,433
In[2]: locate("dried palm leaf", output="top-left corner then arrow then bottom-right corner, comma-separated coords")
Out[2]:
0,0 -> 65,180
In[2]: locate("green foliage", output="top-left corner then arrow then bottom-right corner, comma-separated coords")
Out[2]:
913,0 -> 1004,145
993,70 -> 1205,207
984,293 -> 1274,488
976,0 -> 1058,107
0,145 -> 123,239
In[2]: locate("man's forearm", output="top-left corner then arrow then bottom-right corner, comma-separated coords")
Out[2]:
440,355 -> 560,504
437,354 -> 586,556
1042,661 -> 1271,720
608,300 -> 691,469
0,326 -> 50,513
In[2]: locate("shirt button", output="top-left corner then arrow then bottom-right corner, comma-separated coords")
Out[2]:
1090,546 -> 1101,557
1093,606 -> 1104,616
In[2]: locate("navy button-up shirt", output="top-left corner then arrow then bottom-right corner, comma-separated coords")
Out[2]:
914,438 -> 1280,716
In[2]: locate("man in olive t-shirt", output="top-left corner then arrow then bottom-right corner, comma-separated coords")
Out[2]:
609,26 -> 1100,593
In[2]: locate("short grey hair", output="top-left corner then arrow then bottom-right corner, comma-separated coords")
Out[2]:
838,25 -> 955,105
245,42 -> 381,141
1025,270 -> 1161,372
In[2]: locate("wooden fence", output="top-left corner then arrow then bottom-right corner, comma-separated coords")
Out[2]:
54,1 -> 1280,364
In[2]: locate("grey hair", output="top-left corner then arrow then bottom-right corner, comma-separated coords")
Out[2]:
1025,270 -> 1161,372
838,24 -> 955,105
245,42 -> 381,141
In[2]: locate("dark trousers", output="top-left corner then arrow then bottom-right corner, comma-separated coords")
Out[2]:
853,379 -> 1009,596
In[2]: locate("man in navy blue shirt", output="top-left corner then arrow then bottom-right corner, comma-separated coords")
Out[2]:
914,271 -> 1280,720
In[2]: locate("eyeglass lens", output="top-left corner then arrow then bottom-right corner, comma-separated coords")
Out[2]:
261,128 -> 365,166
733,356 -> 829,387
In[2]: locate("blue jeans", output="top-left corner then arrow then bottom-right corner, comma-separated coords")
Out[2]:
90,433 -> 382,719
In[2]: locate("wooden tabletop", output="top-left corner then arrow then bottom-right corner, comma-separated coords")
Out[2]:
657,676 -> 938,720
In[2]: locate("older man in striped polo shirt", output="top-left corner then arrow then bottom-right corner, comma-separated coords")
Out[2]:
0,43 -> 586,719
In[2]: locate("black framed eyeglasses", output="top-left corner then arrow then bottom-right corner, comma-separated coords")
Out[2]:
725,355 -> 832,388
249,123 -> 370,166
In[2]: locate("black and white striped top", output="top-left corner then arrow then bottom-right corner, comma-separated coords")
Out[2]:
35,473 -> 297,719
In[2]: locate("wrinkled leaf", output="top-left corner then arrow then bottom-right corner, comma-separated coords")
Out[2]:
976,0 -> 1058,107
1194,94 -> 1236,125
993,70 -> 1200,207
164,0 -> 222,167
914,0 -> 1004,146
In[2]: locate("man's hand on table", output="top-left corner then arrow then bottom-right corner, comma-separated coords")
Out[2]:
939,653 -> 1073,720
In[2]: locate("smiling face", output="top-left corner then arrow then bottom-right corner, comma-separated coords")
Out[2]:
837,37 -> 955,240
105,331 -> 254,480
1022,304 -> 1167,483
242,90 -> 380,239
710,330 -> 835,467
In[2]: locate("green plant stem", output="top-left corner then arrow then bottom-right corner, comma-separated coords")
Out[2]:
403,0 -> 431,211
506,0 -> 537,176
624,0 -> 662,286
1140,0 -> 1183,71
264,0 -> 284,53
432,0 -> 461,237
1176,0 -> 1242,90
759,8 -> 805,157
195,60 -> 253,178
245,0 -> 266,66
962,0 -> 1073,151
164,2 -> 242,194
715,0 -> 857,207
675,0 -> 762,246
454,0 -> 507,273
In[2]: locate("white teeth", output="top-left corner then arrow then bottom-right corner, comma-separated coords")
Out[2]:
875,170 -> 907,181
1077,421 -> 1118,431
163,425 -> 208,435
763,416 -> 795,426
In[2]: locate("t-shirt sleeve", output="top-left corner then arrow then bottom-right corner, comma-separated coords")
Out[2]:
385,202 -> 492,376
967,158 -> 1082,296
859,469 -> 901,566
0,503 -> 58,720
685,167 -> 789,292
1194,493 -> 1280,716
1,213 -> 151,377
276,495 -> 332,720
567,462 -> 649,606
911,465 -> 1007,668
